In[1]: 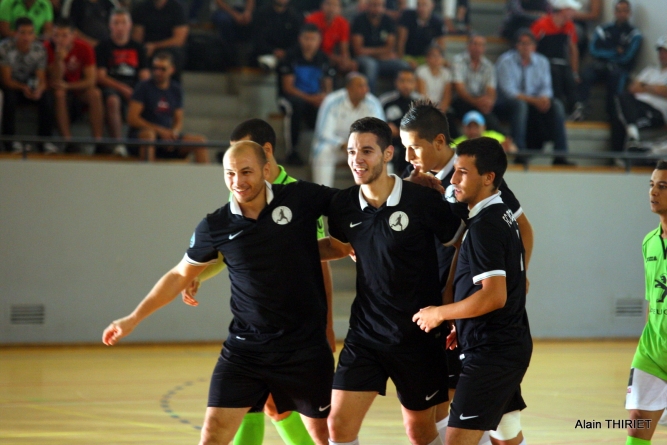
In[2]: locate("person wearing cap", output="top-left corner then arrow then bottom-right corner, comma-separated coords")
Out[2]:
494,28 -> 573,165
573,0 -> 642,120
609,36 -> 667,153
530,0 -> 581,115
453,111 -> 518,154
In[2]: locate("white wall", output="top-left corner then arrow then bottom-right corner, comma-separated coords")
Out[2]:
0,161 -> 654,343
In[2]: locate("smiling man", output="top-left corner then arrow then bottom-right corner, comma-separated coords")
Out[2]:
413,137 -> 532,445
102,141 -> 339,445
319,117 -> 463,445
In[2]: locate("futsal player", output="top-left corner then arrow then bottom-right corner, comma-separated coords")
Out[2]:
624,160 -> 667,445
319,117 -> 464,445
413,137 -> 532,445
399,99 -> 534,445
181,118 -> 334,445
102,141 -> 339,445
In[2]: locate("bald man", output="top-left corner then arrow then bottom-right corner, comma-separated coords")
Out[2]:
102,141 -> 340,445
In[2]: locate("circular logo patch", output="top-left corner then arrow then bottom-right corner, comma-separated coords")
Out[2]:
189,233 -> 195,248
388,211 -> 409,231
445,184 -> 457,203
272,206 -> 293,225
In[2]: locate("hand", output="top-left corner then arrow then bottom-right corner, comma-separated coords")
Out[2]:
308,93 -> 326,108
102,316 -> 137,345
477,96 -> 494,114
273,49 -> 286,60
52,79 -> 68,91
445,320 -> 458,350
349,248 -> 357,262
157,127 -> 177,141
55,46 -> 68,61
145,43 -> 156,57
535,97 -> 551,113
21,85 -> 32,98
181,277 -> 201,306
120,84 -> 134,101
412,306 -> 444,333
405,165 -> 445,194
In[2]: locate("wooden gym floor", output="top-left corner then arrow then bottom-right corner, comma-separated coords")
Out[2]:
1,340 -> 665,444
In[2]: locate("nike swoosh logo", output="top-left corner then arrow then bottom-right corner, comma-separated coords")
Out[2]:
459,414 -> 479,420
425,390 -> 439,401
235,336 -> 246,340
229,231 -> 243,239
319,404 -> 331,411
350,222 -> 362,227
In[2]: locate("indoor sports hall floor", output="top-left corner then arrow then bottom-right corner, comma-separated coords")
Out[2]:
1,340 -> 665,444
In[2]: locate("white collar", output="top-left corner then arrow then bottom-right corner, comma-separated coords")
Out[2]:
467,191 -> 503,219
359,174 -> 402,210
230,180 -> 274,216
434,153 -> 457,180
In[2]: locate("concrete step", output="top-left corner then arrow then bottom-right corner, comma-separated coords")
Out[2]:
183,93 -> 240,118
181,71 -> 230,95
468,1 -> 506,37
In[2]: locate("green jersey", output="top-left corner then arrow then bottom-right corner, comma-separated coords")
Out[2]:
453,130 -> 506,146
632,225 -> 667,380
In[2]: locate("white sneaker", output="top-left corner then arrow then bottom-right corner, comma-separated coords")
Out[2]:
43,142 -> 59,154
11,141 -> 24,153
112,144 -> 128,157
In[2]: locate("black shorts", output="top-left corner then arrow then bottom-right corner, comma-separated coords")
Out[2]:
333,341 -> 449,411
448,361 -> 527,431
445,345 -> 462,389
207,342 -> 334,418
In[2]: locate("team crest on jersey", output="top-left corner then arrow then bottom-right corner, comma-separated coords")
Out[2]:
389,211 -> 409,231
445,184 -> 457,203
189,233 -> 195,248
272,206 -> 293,225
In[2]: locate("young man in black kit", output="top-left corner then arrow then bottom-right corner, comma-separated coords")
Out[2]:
399,100 -> 533,445
102,141 -> 338,445
319,117 -> 464,445
413,137 -> 533,445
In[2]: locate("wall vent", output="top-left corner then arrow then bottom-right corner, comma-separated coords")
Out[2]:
10,304 -> 45,325
614,299 -> 644,318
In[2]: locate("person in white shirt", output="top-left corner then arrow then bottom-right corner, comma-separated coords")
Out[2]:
311,72 -> 385,186
611,35 -> 667,152
415,44 -> 452,113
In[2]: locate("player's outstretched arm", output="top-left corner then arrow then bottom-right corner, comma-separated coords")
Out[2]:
181,252 -> 226,307
318,236 -> 352,261
103,259 -> 207,345
403,165 -> 445,194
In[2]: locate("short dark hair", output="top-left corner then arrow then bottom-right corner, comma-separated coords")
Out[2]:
54,17 -> 75,30
153,50 -> 174,66
230,118 -> 276,148
514,27 -> 536,45
14,17 -> 34,30
300,23 -> 320,35
455,137 -> 507,189
400,98 -> 452,144
656,160 -> 667,170
349,117 -> 392,152
110,7 -> 131,20
394,68 -> 415,82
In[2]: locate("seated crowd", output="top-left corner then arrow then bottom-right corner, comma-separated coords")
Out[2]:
0,0 -> 664,167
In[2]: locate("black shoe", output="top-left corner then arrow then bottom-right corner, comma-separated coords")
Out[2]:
286,151 -> 305,166
553,157 -> 575,166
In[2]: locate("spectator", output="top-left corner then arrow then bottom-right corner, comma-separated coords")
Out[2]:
350,0 -> 410,94
572,0 -> 601,59
127,51 -> 209,163
453,110 -> 518,153
96,8 -> 150,157
210,0 -> 254,48
0,0 -> 53,39
442,0 -> 469,34
495,29 -> 572,165
253,0 -> 303,70
610,36 -> 667,153
574,0 -> 641,120
451,33 -> 501,136
305,0 -> 357,73
311,72 -> 384,186
68,0 -> 116,47
277,23 -> 335,166
0,17 -> 54,153
45,18 -> 104,152
379,68 -> 422,173
416,44 -> 452,113
397,0 -> 446,66
501,0 -> 549,41
131,0 -> 188,79
530,0 -> 581,114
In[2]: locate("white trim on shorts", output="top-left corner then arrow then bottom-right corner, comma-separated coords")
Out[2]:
625,367 -> 667,411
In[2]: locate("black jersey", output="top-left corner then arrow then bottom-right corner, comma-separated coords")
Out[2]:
403,156 -> 522,289
186,181 -> 337,353
453,194 -> 532,368
327,176 -> 463,352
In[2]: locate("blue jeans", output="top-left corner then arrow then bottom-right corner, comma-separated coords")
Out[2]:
355,56 -> 410,94
494,97 -> 568,153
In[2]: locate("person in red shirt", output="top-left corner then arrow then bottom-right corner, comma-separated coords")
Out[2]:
530,0 -> 580,113
46,17 -> 104,152
306,0 -> 356,73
